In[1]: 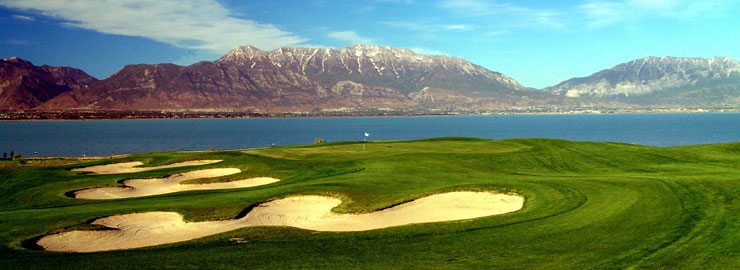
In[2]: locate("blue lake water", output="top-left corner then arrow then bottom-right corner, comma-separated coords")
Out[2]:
1,113 -> 739,157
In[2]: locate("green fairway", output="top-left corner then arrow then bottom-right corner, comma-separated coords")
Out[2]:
1,138 -> 739,269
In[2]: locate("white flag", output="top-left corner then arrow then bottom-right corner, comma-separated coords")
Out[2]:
364,132 -> 370,137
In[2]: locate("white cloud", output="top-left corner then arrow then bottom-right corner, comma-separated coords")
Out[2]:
379,21 -> 476,39
379,21 -> 428,31
0,0 -> 308,52
438,0 -> 514,16
484,30 -> 508,36
328,31 -> 375,45
437,0 -> 564,29
579,0 -> 736,27
630,0 -> 680,9
409,47 -> 447,56
375,0 -> 414,4
381,21 -> 475,32
438,0 -> 735,31
11,14 -> 33,21
443,24 -> 474,31
579,2 -> 625,27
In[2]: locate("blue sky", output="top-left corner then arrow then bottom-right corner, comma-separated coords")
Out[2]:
1,0 -> 739,88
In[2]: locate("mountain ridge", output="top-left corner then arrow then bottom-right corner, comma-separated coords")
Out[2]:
35,44 -> 573,112
545,56 -> 740,106
0,57 -> 98,109
4,48 -> 739,113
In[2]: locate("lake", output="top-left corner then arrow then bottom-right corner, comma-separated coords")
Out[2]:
1,113 -> 739,157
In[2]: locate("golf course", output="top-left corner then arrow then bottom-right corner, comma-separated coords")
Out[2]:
1,137 -> 739,269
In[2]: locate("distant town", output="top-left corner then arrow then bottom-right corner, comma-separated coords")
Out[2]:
2,106 -> 738,121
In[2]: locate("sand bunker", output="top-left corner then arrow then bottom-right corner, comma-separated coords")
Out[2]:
74,168 -> 280,199
38,192 -> 523,252
71,160 -> 222,174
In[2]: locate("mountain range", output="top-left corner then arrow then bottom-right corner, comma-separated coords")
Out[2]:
30,45 -> 578,112
2,45 -> 739,113
0,57 -> 97,110
545,56 -> 740,106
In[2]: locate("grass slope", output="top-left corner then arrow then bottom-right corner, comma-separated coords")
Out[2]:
0,138 -> 739,269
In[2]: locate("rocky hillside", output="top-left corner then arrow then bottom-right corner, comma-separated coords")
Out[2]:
0,57 -> 97,109
545,56 -> 740,106
38,45 -> 573,112
217,45 -> 523,95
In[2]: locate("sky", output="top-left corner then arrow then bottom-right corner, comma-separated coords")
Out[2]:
1,0 -> 739,89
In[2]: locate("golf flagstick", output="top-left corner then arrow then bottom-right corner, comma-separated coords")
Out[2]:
363,132 -> 369,150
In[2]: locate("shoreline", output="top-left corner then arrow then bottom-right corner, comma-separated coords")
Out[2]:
2,108 -> 739,122
3,138 -> 739,161
2,113 -> 738,159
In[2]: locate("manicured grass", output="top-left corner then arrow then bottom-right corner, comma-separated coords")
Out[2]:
1,137 -> 739,269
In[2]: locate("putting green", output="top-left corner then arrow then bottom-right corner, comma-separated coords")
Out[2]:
1,138 -> 739,269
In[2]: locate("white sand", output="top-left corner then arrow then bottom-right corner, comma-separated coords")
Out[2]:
38,211 -> 247,253
71,160 -> 223,174
246,192 -> 524,231
39,192 -> 523,252
74,168 -> 280,199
